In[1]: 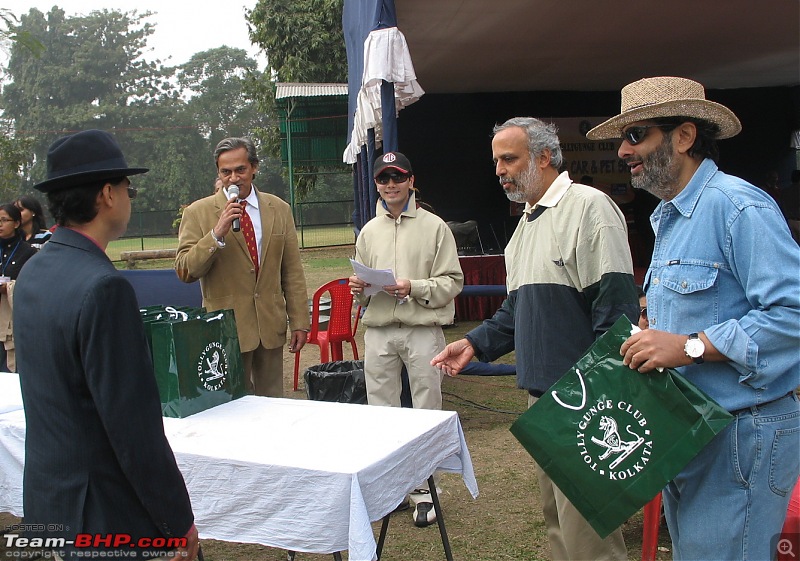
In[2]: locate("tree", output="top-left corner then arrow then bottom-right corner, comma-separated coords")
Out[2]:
2,8 -> 176,186
0,9 -> 41,194
176,46 -> 265,147
0,8 -> 43,57
0,7 -> 291,216
0,7 -> 212,210
247,0 -> 347,84
0,119 -> 34,202
245,0 -> 349,201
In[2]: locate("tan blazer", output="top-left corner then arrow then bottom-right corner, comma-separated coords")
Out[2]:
0,281 -> 15,371
175,188 -> 309,351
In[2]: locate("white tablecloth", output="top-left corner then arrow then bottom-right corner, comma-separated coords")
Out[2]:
0,372 -> 23,414
0,379 -> 478,561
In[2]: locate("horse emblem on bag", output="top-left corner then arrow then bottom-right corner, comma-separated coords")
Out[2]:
591,416 -> 646,469
197,342 -> 228,391
574,397 -> 654,481
204,351 -> 224,381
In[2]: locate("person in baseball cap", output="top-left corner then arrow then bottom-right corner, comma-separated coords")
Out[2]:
601,78 -> 800,561
351,149 -> 463,528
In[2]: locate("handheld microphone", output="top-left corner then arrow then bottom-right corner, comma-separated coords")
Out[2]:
228,185 -> 241,232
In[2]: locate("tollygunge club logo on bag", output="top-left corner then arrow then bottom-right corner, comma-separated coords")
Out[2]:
554,368 -> 654,481
197,342 -> 229,391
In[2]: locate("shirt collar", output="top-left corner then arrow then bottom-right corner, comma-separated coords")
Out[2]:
63,226 -> 104,250
667,158 -> 718,218
523,171 -> 572,214
377,190 -> 417,218
223,185 -> 260,210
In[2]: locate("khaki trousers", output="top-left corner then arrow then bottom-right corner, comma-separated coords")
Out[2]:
242,345 -> 284,397
364,324 -> 445,410
528,395 -> 628,561
366,324 -> 446,494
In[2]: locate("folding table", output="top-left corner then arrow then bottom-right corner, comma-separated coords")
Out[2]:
0,382 -> 478,561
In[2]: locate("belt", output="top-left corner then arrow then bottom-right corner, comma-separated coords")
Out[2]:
730,391 -> 796,416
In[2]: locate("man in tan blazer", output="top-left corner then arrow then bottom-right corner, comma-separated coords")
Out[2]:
176,137 -> 309,396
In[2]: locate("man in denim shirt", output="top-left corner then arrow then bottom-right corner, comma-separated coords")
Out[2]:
588,76 -> 800,561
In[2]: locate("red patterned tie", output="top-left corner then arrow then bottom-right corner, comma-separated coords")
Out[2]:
240,202 -> 259,276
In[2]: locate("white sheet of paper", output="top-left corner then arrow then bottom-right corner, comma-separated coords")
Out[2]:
350,259 -> 396,297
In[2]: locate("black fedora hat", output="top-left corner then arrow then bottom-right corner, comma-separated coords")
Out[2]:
34,129 -> 148,193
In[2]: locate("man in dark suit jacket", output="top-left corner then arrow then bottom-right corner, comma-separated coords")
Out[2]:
175,137 -> 309,397
13,130 -> 199,560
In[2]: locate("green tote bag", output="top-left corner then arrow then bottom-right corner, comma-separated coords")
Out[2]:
510,316 -> 733,537
146,308 -> 246,418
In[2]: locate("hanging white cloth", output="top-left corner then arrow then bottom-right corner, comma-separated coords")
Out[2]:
343,27 -> 424,164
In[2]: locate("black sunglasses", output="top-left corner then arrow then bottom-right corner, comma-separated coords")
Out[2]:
127,187 -> 138,199
376,172 -> 410,185
640,306 -> 648,318
621,124 -> 675,146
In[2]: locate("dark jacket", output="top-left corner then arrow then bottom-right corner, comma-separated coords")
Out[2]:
0,233 -> 36,280
13,227 -> 193,558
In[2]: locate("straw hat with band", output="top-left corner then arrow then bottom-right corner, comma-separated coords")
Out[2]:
34,129 -> 148,193
586,77 -> 742,141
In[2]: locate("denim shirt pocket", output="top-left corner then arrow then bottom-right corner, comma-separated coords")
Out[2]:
659,263 -> 719,331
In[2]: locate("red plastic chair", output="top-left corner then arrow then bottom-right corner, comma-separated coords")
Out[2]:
641,494 -> 662,561
778,476 -> 800,561
293,278 -> 361,391
642,475 -> 800,561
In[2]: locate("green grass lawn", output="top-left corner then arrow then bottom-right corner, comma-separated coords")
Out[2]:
108,223 -> 354,263
27,241 -> 666,561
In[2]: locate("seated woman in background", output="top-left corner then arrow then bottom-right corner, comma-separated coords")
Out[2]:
15,194 -> 52,249
0,203 -> 37,371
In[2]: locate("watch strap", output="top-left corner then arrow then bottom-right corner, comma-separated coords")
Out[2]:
210,229 -> 226,248
686,333 -> 705,364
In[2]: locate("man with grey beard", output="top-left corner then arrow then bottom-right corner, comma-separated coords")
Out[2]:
432,117 -> 638,560
588,76 -> 800,561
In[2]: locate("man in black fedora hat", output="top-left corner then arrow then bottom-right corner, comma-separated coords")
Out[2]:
590,77 -> 800,561
13,129 -> 199,560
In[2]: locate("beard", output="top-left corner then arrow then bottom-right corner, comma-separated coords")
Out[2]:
628,135 -> 681,200
501,160 -> 543,204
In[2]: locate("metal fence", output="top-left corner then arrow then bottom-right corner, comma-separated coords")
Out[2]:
121,199 -> 355,251
295,199 -> 355,248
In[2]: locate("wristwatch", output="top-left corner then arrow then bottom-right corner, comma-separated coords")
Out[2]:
684,333 -> 705,364
210,229 -> 226,248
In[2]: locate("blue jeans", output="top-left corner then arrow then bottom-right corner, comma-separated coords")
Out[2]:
663,392 -> 800,561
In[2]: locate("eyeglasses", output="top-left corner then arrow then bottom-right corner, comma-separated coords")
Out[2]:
376,173 -> 410,185
640,306 -> 648,318
127,187 -> 138,199
0,218 -> 15,224
621,124 -> 675,145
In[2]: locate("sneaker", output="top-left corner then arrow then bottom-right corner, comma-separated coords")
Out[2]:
413,500 -> 436,527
